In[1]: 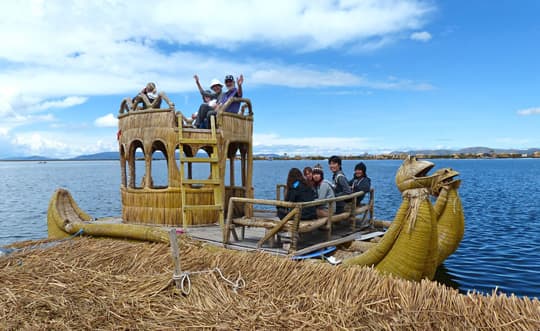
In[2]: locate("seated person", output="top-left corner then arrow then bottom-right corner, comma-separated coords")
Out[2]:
204,74 -> 245,128
193,75 -> 224,128
119,82 -> 174,113
312,164 -> 335,218
277,168 -> 317,220
217,74 -> 244,113
328,155 -> 352,214
349,162 -> 371,205
303,166 -> 314,188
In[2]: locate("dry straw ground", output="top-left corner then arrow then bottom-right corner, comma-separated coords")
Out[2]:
1,237 -> 539,330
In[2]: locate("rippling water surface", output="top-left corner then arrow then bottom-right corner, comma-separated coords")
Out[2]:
1,159 -> 539,298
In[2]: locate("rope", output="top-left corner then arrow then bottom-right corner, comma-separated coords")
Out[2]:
402,188 -> 429,233
173,267 -> 245,296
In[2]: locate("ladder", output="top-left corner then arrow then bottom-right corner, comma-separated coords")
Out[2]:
178,116 -> 224,227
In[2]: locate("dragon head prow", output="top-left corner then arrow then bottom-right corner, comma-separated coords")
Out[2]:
431,168 -> 461,196
395,156 -> 437,192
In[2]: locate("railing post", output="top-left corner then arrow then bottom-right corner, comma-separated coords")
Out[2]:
327,201 -> 335,241
290,207 -> 301,253
224,198 -> 236,244
350,193 -> 358,231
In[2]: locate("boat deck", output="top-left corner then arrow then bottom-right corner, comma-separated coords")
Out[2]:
93,216 -> 385,256
187,218 -> 384,255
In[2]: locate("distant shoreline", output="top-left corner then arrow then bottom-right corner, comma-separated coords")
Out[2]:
3,147 -> 539,162
2,155 -> 540,162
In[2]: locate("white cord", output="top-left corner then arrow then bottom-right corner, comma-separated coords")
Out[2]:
173,267 -> 245,296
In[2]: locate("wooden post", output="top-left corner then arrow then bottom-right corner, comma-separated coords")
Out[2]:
290,207 -> 301,253
169,229 -> 182,289
350,194 -> 358,231
244,144 -> 253,217
327,201 -> 334,241
224,198 -> 236,244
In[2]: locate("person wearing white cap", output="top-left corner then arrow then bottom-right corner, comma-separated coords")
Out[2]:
193,75 -> 224,128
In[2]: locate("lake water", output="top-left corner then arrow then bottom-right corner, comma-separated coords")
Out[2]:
1,159 -> 539,298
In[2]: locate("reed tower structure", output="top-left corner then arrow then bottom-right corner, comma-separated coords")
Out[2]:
117,98 -> 253,227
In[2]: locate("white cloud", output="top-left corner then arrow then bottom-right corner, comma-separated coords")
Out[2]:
0,1 -> 434,113
11,133 -> 68,156
253,133 -> 375,155
410,31 -> 432,42
517,107 -> 540,116
31,96 -> 88,112
0,1 -> 433,59
9,131 -> 117,158
95,113 -> 118,127
0,1 -> 435,157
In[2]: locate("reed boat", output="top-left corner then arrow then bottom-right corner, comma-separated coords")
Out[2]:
47,96 -> 465,281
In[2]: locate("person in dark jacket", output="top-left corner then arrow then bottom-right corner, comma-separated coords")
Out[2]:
349,162 -> 371,205
303,166 -> 314,188
278,168 -> 317,220
328,155 -> 352,213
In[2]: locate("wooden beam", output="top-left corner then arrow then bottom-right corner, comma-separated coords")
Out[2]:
292,232 -> 362,256
256,209 -> 298,248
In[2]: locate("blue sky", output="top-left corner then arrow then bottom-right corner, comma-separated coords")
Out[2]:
0,0 -> 539,158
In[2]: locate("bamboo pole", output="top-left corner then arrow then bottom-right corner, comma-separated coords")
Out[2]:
229,191 -> 365,210
168,229 -> 183,289
293,232 -> 362,256
327,201 -> 335,241
224,197 -> 236,244
350,192 -> 358,231
289,207 -> 301,252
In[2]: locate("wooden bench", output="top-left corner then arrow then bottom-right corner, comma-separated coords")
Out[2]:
223,190 -> 373,253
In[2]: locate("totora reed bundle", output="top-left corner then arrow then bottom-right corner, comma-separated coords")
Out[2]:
1,237 -> 539,330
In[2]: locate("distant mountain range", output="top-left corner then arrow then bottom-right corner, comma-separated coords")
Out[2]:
1,147 -> 539,161
389,147 -> 540,156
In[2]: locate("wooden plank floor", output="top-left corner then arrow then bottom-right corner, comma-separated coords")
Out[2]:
186,220 -> 381,255
92,215 -> 384,255
187,225 -> 288,254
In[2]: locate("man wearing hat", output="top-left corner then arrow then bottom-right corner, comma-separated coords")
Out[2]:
218,74 -> 244,113
193,75 -> 224,128
349,162 -> 371,205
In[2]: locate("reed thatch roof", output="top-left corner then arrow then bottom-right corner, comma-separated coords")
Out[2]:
1,237 -> 539,330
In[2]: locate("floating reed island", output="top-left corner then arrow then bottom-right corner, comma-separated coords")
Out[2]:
1,237 -> 539,330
